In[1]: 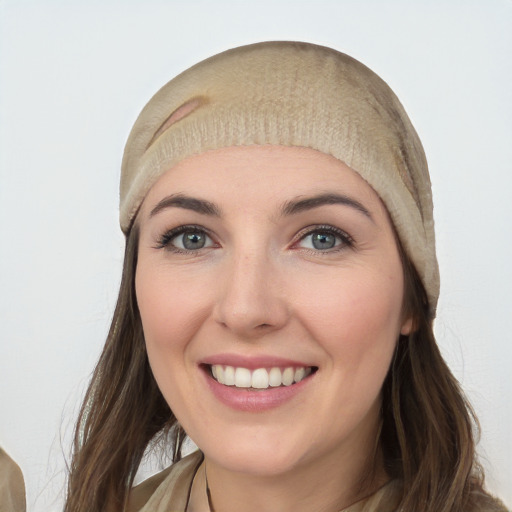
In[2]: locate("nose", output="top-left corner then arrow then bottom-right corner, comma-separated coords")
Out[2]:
213,249 -> 289,338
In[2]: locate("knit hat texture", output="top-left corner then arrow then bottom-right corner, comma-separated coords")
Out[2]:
120,41 -> 439,314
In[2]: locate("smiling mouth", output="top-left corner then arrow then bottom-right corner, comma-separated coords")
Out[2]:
207,365 -> 317,390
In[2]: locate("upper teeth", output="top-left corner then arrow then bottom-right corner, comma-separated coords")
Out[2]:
211,365 -> 312,389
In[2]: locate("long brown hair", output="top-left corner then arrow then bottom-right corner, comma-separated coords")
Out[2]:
64,224 -> 504,512
65,224 -> 184,511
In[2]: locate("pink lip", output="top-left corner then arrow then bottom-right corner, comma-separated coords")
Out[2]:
202,353 -> 312,370
200,362 -> 316,413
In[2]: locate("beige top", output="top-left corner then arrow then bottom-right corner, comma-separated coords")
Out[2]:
0,447 -> 26,512
129,451 -> 402,512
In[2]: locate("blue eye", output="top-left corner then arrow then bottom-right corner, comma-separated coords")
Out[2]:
311,232 -> 337,250
174,231 -> 211,250
157,226 -> 214,251
297,227 -> 353,251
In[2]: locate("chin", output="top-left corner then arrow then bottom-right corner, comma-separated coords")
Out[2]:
196,430 -> 321,478
211,451 -> 303,477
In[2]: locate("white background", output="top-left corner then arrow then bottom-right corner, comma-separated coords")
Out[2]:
0,1 -> 511,510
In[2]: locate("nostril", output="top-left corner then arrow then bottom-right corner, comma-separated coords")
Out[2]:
256,323 -> 272,329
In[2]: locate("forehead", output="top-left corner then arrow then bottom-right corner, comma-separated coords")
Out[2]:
141,145 -> 383,211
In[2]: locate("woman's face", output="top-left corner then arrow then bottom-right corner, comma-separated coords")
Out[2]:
136,145 -> 411,477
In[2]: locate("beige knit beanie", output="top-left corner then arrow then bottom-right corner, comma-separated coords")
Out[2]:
120,41 -> 439,314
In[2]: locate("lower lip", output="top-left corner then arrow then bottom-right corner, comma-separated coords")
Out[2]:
203,368 -> 313,412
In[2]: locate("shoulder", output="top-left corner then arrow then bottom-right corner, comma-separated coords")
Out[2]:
127,450 -> 204,512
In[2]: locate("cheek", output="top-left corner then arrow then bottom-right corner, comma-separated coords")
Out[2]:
135,262 -> 217,423
296,266 -> 403,382
301,266 -> 403,328
135,263 -> 211,367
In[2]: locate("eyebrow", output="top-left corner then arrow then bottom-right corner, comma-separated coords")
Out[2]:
149,192 -> 372,221
150,194 -> 221,218
281,193 -> 373,220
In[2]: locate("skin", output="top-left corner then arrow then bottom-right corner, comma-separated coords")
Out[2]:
135,145 -> 412,512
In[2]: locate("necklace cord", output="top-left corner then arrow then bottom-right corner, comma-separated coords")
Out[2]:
205,465 -> 214,512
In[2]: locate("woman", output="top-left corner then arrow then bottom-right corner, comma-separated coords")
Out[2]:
65,41 -> 508,512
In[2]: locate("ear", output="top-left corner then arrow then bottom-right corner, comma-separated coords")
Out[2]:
400,316 -> 414,336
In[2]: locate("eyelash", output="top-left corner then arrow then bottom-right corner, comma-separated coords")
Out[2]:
154,224 -> 215,253
293,225 -> 355,253
154,224 -> 354,253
